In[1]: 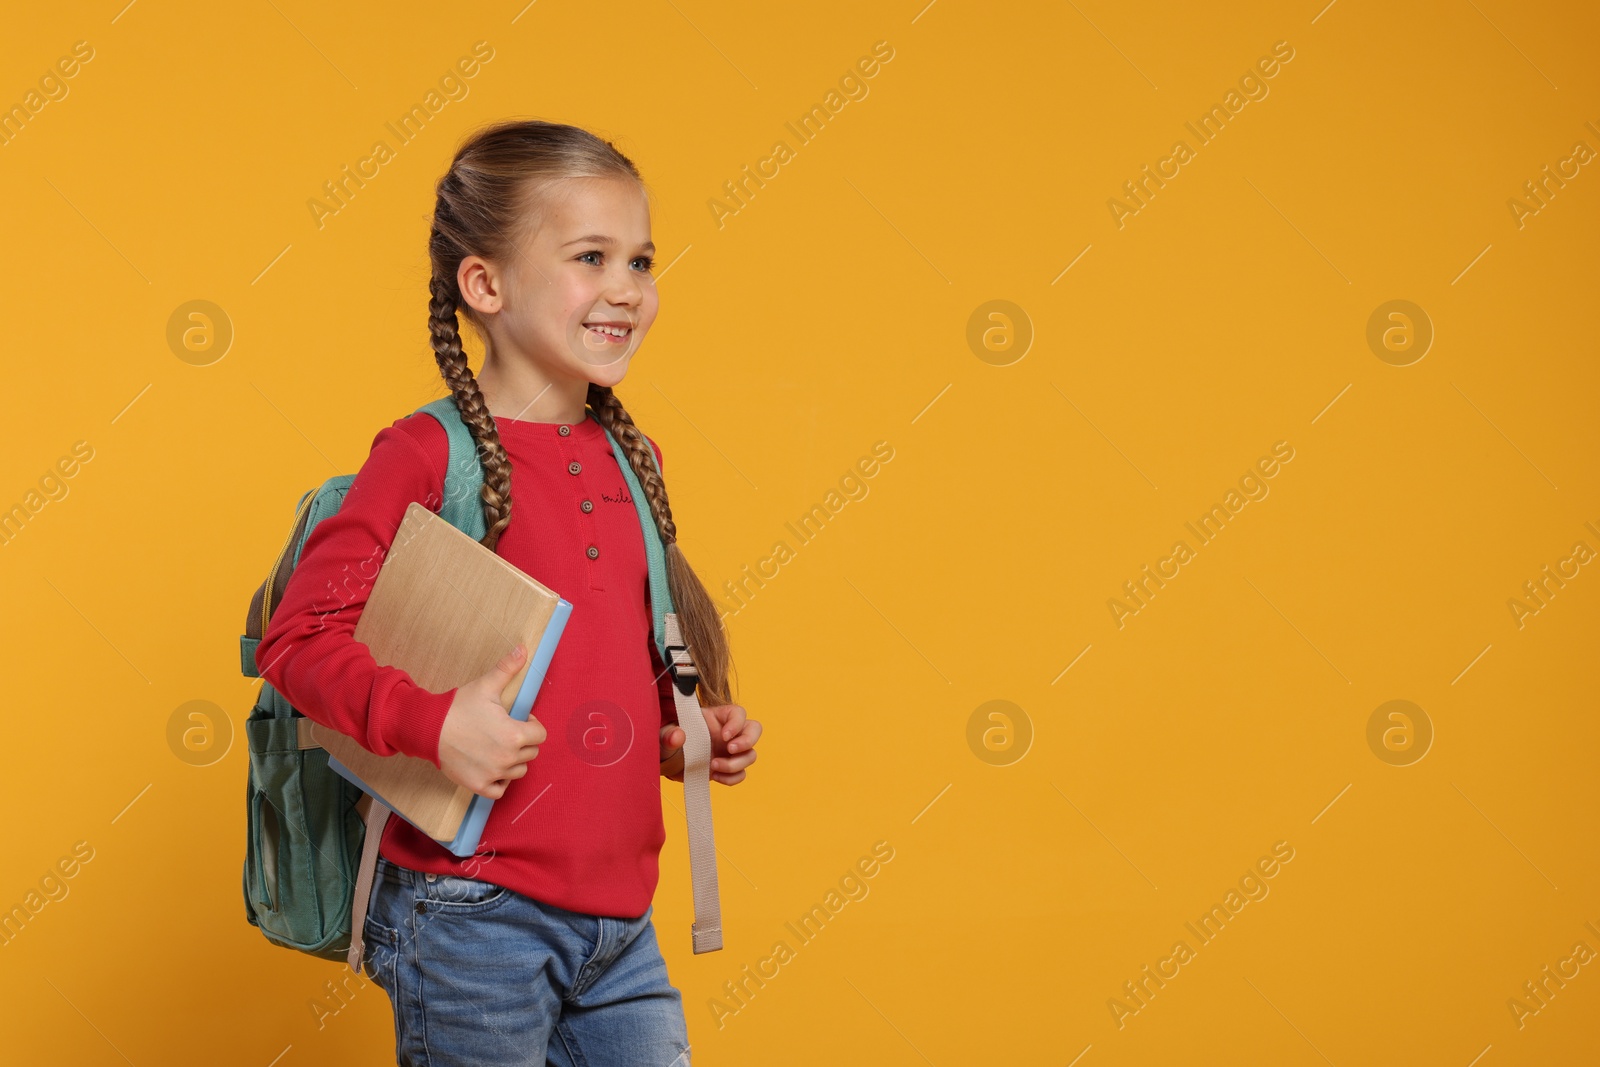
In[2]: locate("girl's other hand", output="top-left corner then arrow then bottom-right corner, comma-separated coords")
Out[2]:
658,704 -> 761,785
438,643 -> 548,799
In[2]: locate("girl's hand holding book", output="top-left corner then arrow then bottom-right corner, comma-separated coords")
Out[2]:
658,705 -> 761,786
438,643 -> 548,799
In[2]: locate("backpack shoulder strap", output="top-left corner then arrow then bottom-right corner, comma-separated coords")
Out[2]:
413,397 -> 488,543
595,414 -> 722,953
596,415 -> 675,664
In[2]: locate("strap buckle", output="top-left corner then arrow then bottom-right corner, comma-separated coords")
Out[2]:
665,642 -> 699,696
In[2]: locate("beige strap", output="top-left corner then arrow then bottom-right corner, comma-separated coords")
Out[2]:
664,612 -> 723,953
346,792 -> 390,974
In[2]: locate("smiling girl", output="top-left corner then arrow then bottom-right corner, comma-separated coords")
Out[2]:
254,119 -> 760,1066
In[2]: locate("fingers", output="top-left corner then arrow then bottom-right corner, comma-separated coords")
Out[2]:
711,745 -> 757,779
660,712 -> 761,785
502,721 -> 542,770
490,722 -> 541,795
658,725 -> 685,782
708,703 -> 747,743
724,719 -> 761,755
491,762 -> 528,785
480,643 -> 527,707
482,757 -> 531,797
712,707 -> 758,784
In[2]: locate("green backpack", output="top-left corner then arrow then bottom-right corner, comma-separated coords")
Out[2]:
239,396 -> 682,964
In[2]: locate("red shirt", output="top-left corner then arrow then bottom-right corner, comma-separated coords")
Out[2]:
254,407 -> 678,919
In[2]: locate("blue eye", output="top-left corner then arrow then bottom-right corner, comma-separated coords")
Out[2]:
577,251 -> 654,273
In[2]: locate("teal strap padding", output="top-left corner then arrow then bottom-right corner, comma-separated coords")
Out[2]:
415,397 -> 488,542
291,475 -> 356,569
599,419 -> 676,666
240,635 -> 260,678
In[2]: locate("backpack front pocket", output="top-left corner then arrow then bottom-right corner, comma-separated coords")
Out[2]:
243,695 -> 364,958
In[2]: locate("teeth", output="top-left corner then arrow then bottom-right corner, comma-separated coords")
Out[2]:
588,325 -> 628,337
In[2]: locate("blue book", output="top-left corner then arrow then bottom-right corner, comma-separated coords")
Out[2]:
311,502 -> 573,857
327,598 -> 570,856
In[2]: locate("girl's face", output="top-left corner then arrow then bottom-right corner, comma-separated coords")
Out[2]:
480,176 -> 659,388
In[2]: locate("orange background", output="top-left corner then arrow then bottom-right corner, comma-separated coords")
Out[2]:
1,1 -> 1597,1063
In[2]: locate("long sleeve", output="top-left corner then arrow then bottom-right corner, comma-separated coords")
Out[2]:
254,415 -> 459,767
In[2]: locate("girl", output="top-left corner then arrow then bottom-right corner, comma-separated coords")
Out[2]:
254,119 -> 761,1066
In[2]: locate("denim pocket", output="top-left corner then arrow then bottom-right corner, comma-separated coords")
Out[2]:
422,873 -> 512,912
361,912 -> 399,989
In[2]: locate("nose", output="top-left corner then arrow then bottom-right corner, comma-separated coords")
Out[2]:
605,261 -> 645,311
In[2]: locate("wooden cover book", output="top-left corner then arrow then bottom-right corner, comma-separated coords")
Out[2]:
309,501 -> 573,856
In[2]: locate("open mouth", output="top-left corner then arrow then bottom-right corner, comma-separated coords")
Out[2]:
584,323 -> 632,345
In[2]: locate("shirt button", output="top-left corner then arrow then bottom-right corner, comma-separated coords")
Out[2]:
558,425 -> 571,436
568,461 -> 582,475
580,499 -> 594,513
586,545 -> 600,559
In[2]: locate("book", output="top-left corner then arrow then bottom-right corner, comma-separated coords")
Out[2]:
307,501 -> 572,857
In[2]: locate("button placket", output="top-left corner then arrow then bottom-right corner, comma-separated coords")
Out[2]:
556,430 -> 604,591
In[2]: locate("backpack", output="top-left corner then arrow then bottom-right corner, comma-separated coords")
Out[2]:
239,396 -> 724,974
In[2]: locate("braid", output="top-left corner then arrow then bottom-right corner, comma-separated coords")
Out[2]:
427,273 -> 515,552
589,383 -> 734,708
588,384 -> 674,543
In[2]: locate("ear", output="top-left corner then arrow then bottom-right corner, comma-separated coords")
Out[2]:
458,255 -> 505,315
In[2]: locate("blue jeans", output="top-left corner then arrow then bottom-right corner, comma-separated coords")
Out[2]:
362,856 -> 691,1066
